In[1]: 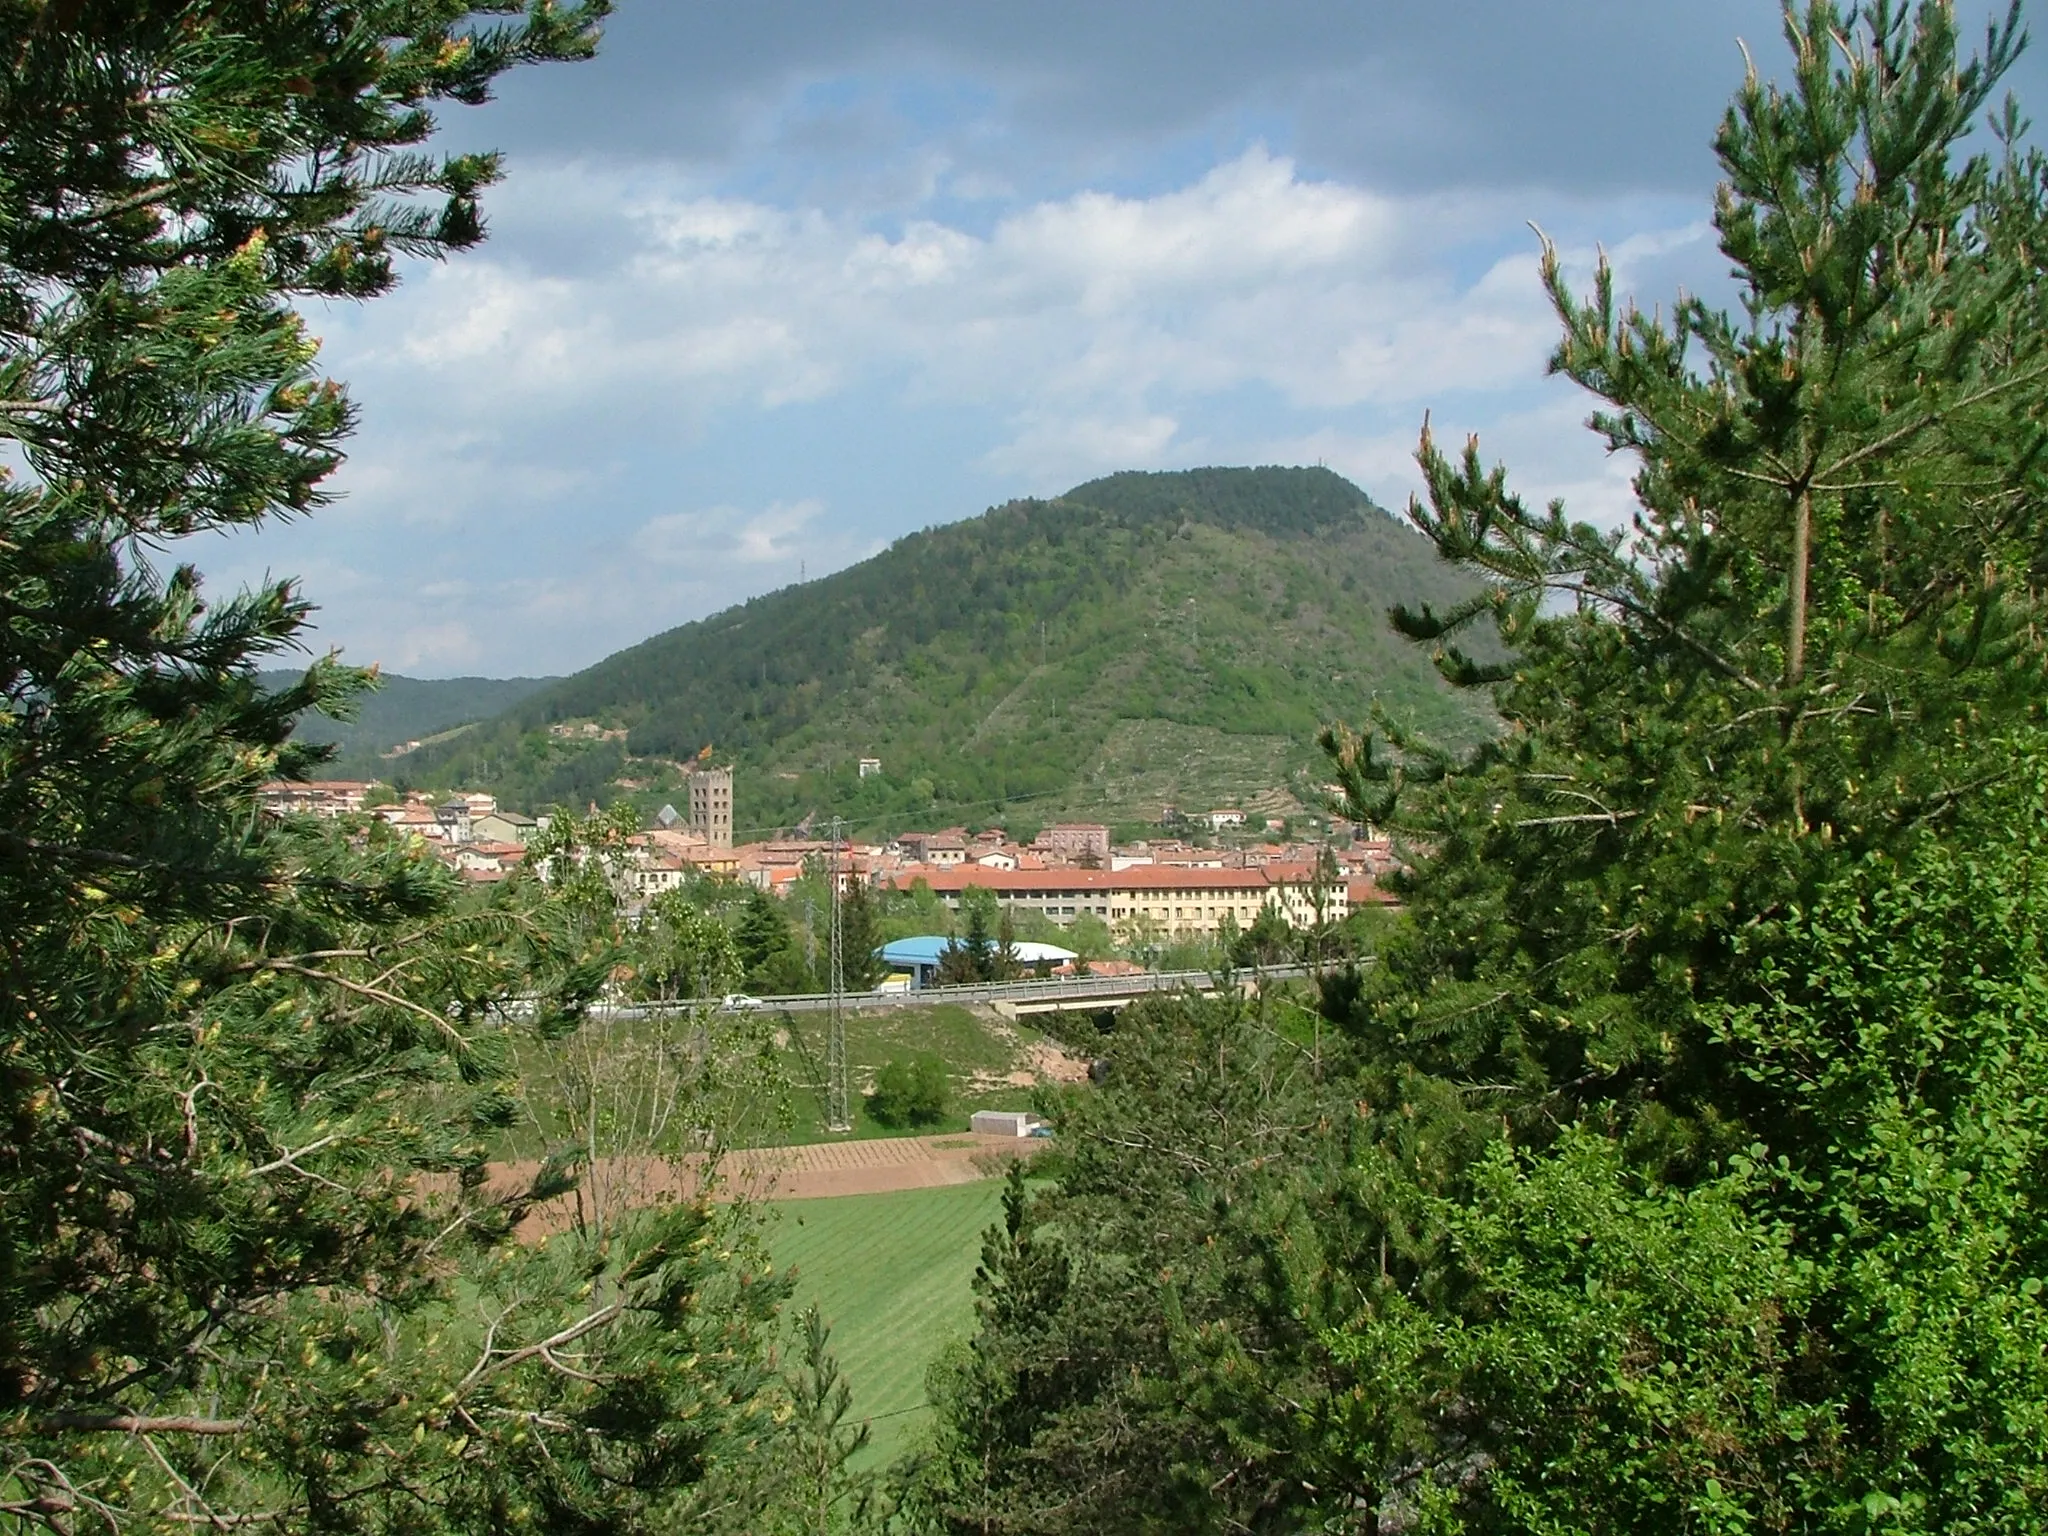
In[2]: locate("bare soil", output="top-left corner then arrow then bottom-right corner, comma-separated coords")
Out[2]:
489,1131 -> 1048,1235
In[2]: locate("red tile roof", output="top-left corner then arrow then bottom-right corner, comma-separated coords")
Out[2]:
885,864 -> 1296,895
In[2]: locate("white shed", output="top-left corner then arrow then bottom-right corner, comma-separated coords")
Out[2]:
971,1110 -> 1041,1138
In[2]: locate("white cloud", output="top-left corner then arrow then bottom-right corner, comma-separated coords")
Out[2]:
1255,388 -> 1644,535
231,144 -> 1711,674
339,147 -> 1612,432
978,411 -> 1184,482
634,498 -> 827,565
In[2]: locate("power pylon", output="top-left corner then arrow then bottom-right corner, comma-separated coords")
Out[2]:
825,816 -> 851,1132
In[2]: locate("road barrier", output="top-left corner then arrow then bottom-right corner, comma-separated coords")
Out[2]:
592,962 -> 1338,1018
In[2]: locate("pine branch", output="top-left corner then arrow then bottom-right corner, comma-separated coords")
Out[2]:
34,1413 -> 249,1435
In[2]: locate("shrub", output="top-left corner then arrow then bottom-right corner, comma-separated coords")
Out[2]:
868,1054 -> 949,1127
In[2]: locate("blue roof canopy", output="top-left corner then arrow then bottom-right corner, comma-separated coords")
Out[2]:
878,935 -> 1076,967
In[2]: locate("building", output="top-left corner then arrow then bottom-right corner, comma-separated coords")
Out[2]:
686,763 -> 733,849
858,757 -> 882,778
631,855 -> 691,901
1205,808 -> 1248,831
898,830 -> 968,866
971,1110 -> 1047,1137
882,864 -> 1348,939
434,800 -> 472,844
472,809 -> 539,846
877,935 -> 1078,989
257,780 -> 378,818
1037,822 -> 1111,864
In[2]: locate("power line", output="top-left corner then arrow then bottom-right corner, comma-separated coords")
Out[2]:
824,815 -> 850,1134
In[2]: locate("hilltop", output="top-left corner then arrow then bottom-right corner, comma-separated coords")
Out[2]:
262,671 -> 559,766
386,466 -> 1491,832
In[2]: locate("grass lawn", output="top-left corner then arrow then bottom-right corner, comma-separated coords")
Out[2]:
768,1180 -> 1004,1467
772,1002 -> 1044,1144
499,1002 -> 1049,1158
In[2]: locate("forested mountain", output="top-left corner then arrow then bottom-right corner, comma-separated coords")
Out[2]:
260,669 -> 558,765
387,467 -> 1491,831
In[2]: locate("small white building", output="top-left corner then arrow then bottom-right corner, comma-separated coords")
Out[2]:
971,1110 -> 1045,1138
858,757 -> 882,778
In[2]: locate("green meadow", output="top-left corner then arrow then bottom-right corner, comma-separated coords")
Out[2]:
768,1180 -> 1005,1466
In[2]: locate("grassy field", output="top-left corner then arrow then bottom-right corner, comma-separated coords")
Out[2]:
769,1180 -> 1005,1467
500,1001 -> 1048,1158
772,1002 -> 1043,1145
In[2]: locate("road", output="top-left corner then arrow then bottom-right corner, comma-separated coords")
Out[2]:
593,963 -> 1321,1019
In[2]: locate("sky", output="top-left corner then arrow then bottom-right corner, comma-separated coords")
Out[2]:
202,0 -> 2047,679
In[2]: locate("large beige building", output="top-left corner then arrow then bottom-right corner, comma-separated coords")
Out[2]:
686,763 -> 733,849
882,863 -> 1347,938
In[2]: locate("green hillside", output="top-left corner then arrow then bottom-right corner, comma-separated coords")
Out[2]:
262,670 -> 559,768
387,466 -> 1490,830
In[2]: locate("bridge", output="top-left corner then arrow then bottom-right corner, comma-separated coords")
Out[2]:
596,965 -> 1318,1021
746,964 -> 1315,1016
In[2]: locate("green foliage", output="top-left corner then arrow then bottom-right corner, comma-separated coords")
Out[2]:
838,878 -> 887,991
738,885 -> 819,994
259,669 -> 558,763
910,7 -> 2048,1532
764,1307 -> 875,1536
909,996 -> 1362,1533
867,1056 -> 949,1129
1225,901 -> 1293,967
394,467 -> 1492,827
933,897 -> 1019,985
0,5 -> 849,1528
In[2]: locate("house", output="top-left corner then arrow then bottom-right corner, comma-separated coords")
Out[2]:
448,841 -> 525,877
434,800 -> 472,844
858,757 -> 882,778
1037,822 -> 1111,863
899,830 -> 968,867
1347,876 -> 1401,907
1205,808 -> 1247,831
1260,861 -> 1345,928
257,779 -> 378,818
383,803 -> 443,839
632,855 -> 691,900
472,809 -> 539,846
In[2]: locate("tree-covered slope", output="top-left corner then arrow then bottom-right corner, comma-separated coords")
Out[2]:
262,670 -> 559,764
392,467 -> 1491,827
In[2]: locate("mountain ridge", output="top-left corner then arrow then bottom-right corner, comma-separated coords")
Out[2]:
384,466 -> 1490,832
265,671 -> 560,766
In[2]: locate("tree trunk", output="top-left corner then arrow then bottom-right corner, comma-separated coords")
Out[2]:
1787,484 -> 1812,684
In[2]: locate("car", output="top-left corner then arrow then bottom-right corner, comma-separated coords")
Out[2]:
719,993 -> 763,1011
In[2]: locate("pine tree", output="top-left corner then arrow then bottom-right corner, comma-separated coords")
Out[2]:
915,5 -> 2048,1530
1306,2 -> 2048,1525
0,6 -> 798,1528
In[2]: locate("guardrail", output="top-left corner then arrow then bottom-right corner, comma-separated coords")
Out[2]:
594,963 -> 1323,1018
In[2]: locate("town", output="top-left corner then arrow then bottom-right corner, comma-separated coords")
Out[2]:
259,761 -> 1399,963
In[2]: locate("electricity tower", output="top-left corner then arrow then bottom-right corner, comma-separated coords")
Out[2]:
825,816 -> 851,1132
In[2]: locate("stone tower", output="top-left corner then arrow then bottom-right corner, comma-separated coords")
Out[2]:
688,763 -> 733,849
